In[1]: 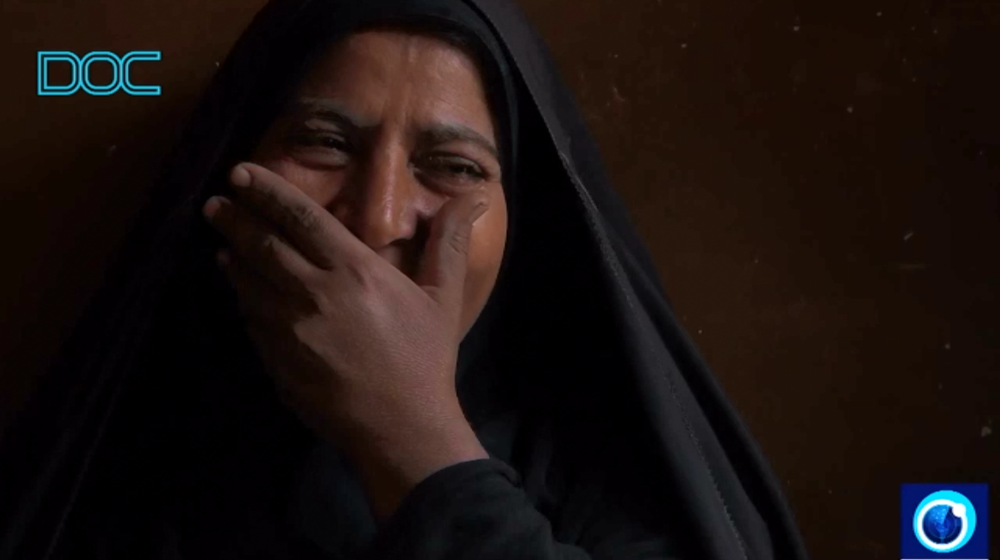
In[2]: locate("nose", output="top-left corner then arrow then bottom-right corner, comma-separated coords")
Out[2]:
327,140 -> 427,255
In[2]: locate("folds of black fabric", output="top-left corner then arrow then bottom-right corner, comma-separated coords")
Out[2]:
0,1 -> 811,559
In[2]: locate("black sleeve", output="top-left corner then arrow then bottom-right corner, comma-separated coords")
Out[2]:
357,455 -> 685,560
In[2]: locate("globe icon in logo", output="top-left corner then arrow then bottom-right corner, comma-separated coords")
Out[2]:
922,503 -> 963,543
913,490 -> 978,553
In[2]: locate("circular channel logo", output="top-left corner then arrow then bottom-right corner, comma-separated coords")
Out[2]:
912,490 -> 978,553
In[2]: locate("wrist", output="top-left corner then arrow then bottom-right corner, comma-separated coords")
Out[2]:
342,403 -> 488,520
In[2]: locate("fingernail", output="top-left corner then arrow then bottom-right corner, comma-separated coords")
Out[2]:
203,196 -> 222,219
230,164 -> 252,187
471,197 -> 490,222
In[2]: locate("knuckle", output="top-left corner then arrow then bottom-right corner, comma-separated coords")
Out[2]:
292,205 -> 323,232
445,225 -> 472,257
299,273 -> 328,309
258,183 -> 282,208
305,288 -> 332,314
260,233 -> 282,256
344,258 -> 376,289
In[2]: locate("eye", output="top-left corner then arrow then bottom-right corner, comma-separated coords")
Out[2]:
291,132 -> 350,152
285,127 -> 352,167
420,154 -> 487,181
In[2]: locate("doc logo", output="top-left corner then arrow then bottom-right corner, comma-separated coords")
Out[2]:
902,484 -> 989,559
37,51 -> 161,96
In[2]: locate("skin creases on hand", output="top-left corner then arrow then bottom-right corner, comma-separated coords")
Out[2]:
204,160 -> 481,446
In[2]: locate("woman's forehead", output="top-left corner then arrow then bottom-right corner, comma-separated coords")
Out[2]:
291,30 -> 496,137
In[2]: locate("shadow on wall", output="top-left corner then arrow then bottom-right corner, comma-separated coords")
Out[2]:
0,0 -> 262,428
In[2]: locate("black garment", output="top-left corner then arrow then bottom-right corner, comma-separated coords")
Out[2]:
0,1 -> 811,560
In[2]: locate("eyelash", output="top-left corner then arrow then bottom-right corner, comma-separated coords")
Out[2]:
420,154 -> 488,180
292,132 -> 351,152
290,131 -> 489,182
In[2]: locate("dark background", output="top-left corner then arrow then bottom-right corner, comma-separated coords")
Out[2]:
1,0 -> 997,558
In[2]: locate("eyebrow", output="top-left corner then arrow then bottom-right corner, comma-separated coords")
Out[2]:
289,97 -> 500,161
290,97 -> 368,130
417,124 -> 499,161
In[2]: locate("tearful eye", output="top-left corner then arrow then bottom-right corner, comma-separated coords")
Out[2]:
421,155 -> 487,180
449,163 -> 483,177
293,133 -> 350,152
285,127 -> 352,167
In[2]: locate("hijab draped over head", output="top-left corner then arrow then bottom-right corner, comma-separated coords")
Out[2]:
0,1 -> 810,560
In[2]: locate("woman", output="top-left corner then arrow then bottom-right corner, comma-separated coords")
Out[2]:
0,0 -> 810,559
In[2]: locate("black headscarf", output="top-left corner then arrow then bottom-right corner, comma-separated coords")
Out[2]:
0,1 -> 810,559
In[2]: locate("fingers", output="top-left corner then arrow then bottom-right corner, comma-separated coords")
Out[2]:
218,248 -> 295,330
228,162 -> 363,270
204,194 -> 317,299
414,190 -> 490,314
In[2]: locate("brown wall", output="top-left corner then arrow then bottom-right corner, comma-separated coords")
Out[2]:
1,0 -> 997,558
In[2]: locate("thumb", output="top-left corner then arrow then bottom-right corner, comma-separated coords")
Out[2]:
415,191 -> 491,310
